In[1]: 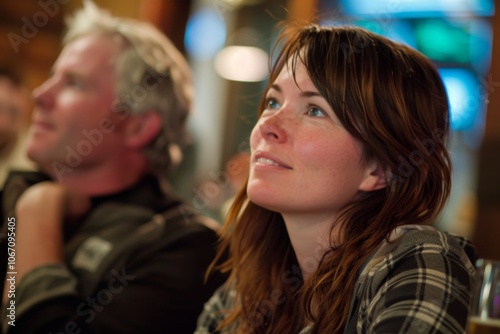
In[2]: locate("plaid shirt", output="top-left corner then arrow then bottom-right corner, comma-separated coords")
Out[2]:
195,225 -> 477,334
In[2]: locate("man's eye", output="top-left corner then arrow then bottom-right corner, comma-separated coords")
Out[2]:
68,80 -> 82,89
306,107 -> 326,117
66,77 -> 84,90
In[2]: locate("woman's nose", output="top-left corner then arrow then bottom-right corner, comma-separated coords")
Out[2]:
258,109 -> 291,143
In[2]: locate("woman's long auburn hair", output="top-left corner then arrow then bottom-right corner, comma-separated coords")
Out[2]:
213,23 -> 451,334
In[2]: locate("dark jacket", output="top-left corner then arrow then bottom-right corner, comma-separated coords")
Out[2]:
0,171 -> 226,334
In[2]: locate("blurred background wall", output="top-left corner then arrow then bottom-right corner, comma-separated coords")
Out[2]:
0,0 -> 498,260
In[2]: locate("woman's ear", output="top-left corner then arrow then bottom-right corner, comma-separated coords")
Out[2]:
123,110 -> 162,149
358,160 -> 389,192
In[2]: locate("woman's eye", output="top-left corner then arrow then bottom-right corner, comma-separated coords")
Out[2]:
266,98 -> 280,109
306,107 -> 326,117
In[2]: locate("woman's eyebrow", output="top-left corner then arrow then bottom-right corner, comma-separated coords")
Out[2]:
269,84 -> 281,93
300,91 -> 322,98
269,84 -> 321,97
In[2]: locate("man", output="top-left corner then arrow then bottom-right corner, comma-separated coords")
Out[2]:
0,68 -> 33,188
0,2 -> 225,333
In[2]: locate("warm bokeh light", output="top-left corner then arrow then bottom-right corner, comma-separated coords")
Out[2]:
214,46 -> 268,82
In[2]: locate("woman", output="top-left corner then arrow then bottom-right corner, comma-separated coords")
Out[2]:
196,23 -> 476,334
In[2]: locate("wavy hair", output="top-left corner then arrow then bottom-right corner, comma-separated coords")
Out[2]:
214,23 -> 451,334
63,0 -> 193,178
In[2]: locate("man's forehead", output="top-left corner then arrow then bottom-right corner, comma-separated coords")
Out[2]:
55,35 -> 121,71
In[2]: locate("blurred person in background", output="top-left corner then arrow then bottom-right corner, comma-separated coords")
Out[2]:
196,23 -> 477,334
0,2 -> 225,333
0,68 -> 34,188
220,152 -> 250,218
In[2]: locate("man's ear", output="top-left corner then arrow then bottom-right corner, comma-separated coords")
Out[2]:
358,160 -> 389,192
124,110 -> 162,149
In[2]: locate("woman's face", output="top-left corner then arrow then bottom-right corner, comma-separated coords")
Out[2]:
248,60 -> 382,221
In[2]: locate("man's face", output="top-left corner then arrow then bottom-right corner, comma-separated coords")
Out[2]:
27,34 -> 127,175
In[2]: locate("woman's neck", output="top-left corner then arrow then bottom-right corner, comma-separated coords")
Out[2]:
281,212 -> 341,280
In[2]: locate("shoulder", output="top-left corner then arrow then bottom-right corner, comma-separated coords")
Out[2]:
392,225 -> 471,248
374,225 -> 473,262
70,204 -> 223,293
77,202 -> 221,262
157,204 -> 220,241
351,225 -> 477,334
128,204 -> 222,263
359,225 -> 477,285
85,201 -> 219,234
391,225 -> 476,266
